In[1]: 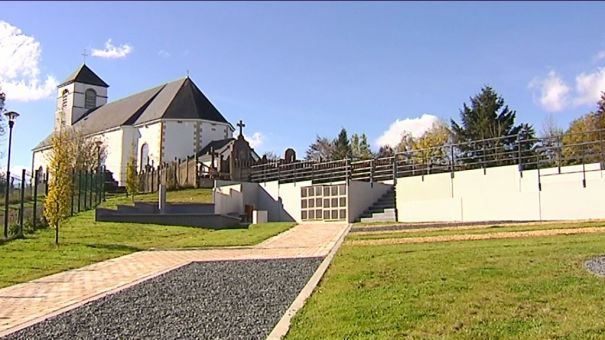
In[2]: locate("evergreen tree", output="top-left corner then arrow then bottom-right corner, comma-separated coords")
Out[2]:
451,86 -> 535,165
358,134 -> 373,159
332,128 -> 352,160
350,133 -> 361,159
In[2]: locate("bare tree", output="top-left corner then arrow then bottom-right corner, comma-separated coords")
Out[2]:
305,135 -> 335,161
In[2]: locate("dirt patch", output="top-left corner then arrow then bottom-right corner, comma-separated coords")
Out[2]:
351,219 -> 604,234
348,227 -> 605,246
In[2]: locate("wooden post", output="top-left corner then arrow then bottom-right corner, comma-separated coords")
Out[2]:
18,169 -> 25,237
89,171 -> 94,208
71,169 -> 75,216
83,170 -> 88,210
32,169 -> 38,229
77,171 -> 82,212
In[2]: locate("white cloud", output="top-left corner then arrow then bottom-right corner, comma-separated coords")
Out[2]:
245,132 -> 265,149
0,21 -> 58,102
573,67 -> 605,106
158,50 -> 171,58
529,71 -> 571,112
376,114 -> 439,148
91,39 -> 133,59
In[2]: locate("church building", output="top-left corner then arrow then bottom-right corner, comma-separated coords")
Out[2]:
32,64 -> 240,185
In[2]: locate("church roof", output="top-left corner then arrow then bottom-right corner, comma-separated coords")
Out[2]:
34,77 -> 232,150
197,138 -> 235,156
59,64 -> 109,88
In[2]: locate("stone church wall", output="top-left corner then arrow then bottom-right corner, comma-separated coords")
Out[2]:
136,122 -> 162,168
163,120 -> 196,162
200,121 -> 232,150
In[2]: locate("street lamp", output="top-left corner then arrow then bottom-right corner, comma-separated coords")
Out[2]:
3,110 -> 19,238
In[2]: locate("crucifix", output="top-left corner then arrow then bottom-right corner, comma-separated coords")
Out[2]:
82,49 -> 89,64
237,120 -> 245,137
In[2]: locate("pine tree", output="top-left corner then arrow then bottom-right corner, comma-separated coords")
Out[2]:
451,86 -> 534,165
350,133 -> 361,159
358,134 -> 373,159
332,128 -> 352,160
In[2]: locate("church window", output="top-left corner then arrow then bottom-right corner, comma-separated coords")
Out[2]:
61,89 -> 69,109
84,89 -> 97,109
140,143 -> 149,171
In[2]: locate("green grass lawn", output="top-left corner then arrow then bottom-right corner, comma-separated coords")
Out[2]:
106,187 -> 214,206
0,188 -> 294,288
287,233 -> 605,339
349,220 -> 605,241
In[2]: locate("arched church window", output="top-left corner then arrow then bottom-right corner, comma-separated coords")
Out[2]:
140,143 -> 149,171
61,89 -> 69,109
84,89 -> 97,109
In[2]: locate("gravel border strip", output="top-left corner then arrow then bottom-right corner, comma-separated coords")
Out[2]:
3,257 -> 324,340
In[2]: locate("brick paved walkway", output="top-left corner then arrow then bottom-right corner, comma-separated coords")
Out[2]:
0,222 -> 348,337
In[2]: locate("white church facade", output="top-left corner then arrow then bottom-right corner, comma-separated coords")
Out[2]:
32,64 -> 236,185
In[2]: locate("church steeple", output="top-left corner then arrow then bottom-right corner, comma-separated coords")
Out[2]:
55,64 -> 109,129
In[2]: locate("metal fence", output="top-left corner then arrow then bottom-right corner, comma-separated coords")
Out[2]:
250,129 -> 605,184
2,168 -> 105,242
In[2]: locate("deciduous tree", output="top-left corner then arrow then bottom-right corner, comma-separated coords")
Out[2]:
561,92 -> 605,163
125,146 -> 138,202
44,126 -> 75,244
305,136 -> 335,161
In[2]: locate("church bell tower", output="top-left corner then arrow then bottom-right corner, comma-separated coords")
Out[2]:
55,64 -> 109,129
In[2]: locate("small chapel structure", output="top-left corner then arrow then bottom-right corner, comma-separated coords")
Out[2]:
32,64 -> 256,185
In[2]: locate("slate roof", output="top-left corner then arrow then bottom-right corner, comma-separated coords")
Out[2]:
34,77 -> 231,150
196,138 -> 235,156
59,64 -> 109,88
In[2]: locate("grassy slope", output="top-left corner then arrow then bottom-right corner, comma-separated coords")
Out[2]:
287,233 -> 605,339
0,188 -> 294,288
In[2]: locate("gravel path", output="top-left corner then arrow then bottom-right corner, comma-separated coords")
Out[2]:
585,256 -> 605,277
4,257 -> 323,340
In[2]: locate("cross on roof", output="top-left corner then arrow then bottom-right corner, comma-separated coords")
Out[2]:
237,120 -> 245,137
81,49 -> 90,64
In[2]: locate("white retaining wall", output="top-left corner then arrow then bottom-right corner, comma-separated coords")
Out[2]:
396,163 -> 605,222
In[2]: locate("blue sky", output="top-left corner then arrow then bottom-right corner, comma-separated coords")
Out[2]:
2,2 -> 605,171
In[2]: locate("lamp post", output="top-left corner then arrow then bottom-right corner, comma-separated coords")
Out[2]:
3,110 -> 19,238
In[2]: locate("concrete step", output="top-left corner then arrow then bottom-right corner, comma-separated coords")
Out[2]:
360,215 -> 397,223
360,209 -> 397,219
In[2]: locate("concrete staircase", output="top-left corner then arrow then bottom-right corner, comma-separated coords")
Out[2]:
358,187 -> 397,223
